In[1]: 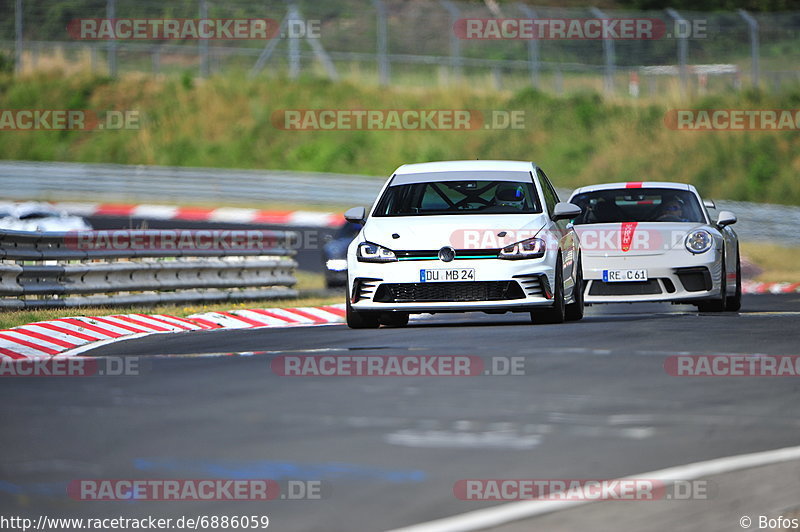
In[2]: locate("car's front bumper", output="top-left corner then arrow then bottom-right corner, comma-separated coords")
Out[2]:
582,250 -> 723,303
348,257 -> 557,313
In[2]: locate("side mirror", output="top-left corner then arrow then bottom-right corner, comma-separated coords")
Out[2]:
552,202 -> 582,221
716,210 -> 737,227
344,206 -> 367,225
703,199 -> 716,209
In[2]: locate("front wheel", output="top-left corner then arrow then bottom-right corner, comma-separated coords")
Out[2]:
564,256 -> 585,322
531,256 -> 566,324
725,253 -> 742,312
346,298 -> 380,329
696,258 -> 727,313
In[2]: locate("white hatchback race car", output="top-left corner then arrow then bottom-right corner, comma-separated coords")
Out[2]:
568,182 -> 741,312
344,160 -> 584,328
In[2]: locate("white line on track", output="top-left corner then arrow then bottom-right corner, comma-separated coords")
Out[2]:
385,444 -> 800,532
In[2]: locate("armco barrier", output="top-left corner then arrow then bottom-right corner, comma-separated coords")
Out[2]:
2,160 -> 798,245
0,229 -> 299,309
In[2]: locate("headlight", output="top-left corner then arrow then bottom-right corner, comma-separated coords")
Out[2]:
685,230 -> 713,254
357,242 -> 397,263
498,237 -> 546,260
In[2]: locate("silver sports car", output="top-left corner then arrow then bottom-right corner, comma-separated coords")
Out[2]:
568,182 -> 741,312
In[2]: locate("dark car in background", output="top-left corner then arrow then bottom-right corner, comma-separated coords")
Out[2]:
322,221 -> 362,289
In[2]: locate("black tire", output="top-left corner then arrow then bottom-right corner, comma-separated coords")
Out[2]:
346,298 -> 380,329
564,255 -> 584,322
696,258 -> 727,313
379,312 -> 409,327
531,255 -> 566,324
725,252 -> 742,312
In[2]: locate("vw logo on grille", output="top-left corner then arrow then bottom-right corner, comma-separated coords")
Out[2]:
438,246 -> 456,262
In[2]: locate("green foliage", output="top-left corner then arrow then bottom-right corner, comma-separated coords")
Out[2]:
1,72 -> 800,205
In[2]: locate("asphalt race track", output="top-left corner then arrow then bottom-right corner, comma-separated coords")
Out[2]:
2,294 -> 799,531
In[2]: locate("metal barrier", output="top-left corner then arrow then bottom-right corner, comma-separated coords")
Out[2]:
0,229 -> 299,309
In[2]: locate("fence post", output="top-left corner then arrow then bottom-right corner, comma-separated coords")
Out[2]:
590,7 -> 615,95
288,3 -> 301,79
439,0 -> 462,79
372,0 -> 390,85
107,0 -> 117,77
666,8 -> 688,96
738,9 -> 759,89
517,3 -> 540,88
199,0 -> 209,78
15,0 -> 22,74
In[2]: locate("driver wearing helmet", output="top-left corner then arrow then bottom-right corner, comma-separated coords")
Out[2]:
494,184 -> 526,211
656,197 -> 687,222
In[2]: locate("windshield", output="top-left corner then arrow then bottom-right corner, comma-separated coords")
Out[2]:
373,179 -> 542,216
571,188 -> 706,224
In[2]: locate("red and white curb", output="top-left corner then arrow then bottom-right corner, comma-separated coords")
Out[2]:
52,202 -> 344,228
0,305 -> 346,360
742,281 -> 800,294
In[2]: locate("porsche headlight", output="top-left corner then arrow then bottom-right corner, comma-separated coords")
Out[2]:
498,237 -> 546,260
685,230 -> 713,254
357,242 -> 397,263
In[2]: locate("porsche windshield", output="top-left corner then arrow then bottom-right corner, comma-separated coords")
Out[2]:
571,188 -> 706,224
373,180 -> 542,216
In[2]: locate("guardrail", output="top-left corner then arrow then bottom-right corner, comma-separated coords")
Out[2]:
1,160 -> 798,245
0,229 -> 299,309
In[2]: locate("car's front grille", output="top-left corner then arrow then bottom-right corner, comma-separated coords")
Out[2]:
675,267 -> 712,292
373,281 -> 525,303
588,280 -> 663,296
395,249 -> 501,261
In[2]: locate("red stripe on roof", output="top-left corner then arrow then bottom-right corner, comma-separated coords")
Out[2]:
626,182 -> 643,188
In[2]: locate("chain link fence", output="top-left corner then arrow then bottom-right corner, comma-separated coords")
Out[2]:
2,1 -> 799,95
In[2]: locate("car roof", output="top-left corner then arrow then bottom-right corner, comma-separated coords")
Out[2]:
571,181 -> 698,196
393,160 -> 537,175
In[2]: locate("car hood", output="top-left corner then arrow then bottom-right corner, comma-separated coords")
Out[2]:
574,222 -> 715,257
362,214 -> 549,251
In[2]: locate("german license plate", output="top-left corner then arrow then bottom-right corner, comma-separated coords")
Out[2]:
603,269 -> 648,282
420,268 -> 475,282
